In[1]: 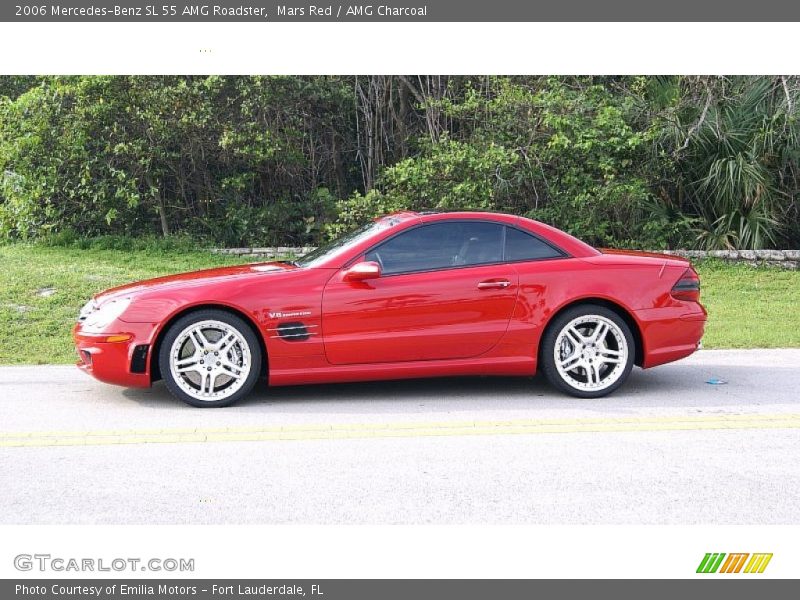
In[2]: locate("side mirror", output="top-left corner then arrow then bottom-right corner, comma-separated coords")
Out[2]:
344,261 -> 381,282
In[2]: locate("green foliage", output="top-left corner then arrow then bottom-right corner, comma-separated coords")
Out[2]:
211,189 -> 335,247
329,137 -> 521,237
325,189 -> 403,239
522,80 -> 665,247
0,76 -> 354,245
380,138 -> 520,210
653,76 -> 799,249
1,76 -> 799,249
40,230 -> 202,253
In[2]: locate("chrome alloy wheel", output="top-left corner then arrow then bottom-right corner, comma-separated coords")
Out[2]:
553,315 -> 628,392
168,319 -> 252,402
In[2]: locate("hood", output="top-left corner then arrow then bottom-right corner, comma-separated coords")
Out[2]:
94,261 -> 298,304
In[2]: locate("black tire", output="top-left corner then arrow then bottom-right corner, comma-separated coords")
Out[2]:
539,304 -> 635,399
158,309 -> 262,408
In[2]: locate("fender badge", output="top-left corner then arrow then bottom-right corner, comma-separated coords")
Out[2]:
269,310 -> 312,319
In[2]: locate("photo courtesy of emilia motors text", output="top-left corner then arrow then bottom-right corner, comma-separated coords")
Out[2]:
1,0 -> 800,596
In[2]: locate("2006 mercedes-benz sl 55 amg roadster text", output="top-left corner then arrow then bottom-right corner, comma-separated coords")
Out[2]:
73,211 -> 707,407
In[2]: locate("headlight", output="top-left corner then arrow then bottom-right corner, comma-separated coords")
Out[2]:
81,298 -> 132,332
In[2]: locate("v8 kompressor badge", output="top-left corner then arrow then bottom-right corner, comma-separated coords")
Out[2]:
268,310 -> 312,319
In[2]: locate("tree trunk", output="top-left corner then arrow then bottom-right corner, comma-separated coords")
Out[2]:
147,174 -> 171,237
156,191 -> 171,237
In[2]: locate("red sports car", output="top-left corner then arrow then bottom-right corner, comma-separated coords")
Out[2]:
73,211 -> 706,407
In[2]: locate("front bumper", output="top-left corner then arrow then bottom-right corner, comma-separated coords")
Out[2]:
72,321 -> 157,388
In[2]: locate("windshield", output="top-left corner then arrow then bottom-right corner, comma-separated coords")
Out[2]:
296,220 -> 391,268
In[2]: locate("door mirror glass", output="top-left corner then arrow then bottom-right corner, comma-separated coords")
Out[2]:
344,261 -> 382,281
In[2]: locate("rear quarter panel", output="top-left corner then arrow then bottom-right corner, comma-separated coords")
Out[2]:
500,255 -> 703,370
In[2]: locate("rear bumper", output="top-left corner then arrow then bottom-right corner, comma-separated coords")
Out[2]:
72,322 -> 155,388
635,304 -> 707,369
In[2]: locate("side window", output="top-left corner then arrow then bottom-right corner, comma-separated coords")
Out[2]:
504,227 -> 563,261
366,222 -> 503,275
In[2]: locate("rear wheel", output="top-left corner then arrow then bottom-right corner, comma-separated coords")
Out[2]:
540,305 -> 634,398
158,309 -> 262,408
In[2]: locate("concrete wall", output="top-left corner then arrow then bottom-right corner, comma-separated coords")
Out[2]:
212,247 -> 800,269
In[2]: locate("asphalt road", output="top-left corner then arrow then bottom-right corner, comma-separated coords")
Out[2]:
1,349 -> 799,524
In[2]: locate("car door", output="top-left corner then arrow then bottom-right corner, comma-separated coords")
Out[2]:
321,221 -> 519,365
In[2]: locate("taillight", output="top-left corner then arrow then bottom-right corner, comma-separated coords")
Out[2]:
671,267 -> 701,302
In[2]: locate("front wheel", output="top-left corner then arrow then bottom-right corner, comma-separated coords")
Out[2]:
540,305 -> 634,398
159,309 -> 262,407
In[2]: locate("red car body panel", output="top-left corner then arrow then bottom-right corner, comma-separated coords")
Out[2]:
73,211 -> 706,390
321,262 -> 520,364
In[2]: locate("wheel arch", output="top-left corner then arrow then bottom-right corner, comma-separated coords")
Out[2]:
538,297 -> 645,368
149,304 -> 269,382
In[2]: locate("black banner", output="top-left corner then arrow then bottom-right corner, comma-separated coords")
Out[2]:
2,0 -> 800,22
4,580 -> 800,600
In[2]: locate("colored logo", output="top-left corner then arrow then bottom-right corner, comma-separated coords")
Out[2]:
696,553 -> 773,574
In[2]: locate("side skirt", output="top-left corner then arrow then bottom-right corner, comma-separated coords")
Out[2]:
268,355 -> 536,387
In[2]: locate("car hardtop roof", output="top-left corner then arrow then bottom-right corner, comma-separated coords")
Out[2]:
377,210 -> 599,257
381,209 -> 519,224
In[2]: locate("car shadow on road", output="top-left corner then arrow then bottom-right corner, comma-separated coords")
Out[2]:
119,360 -> 799,414
123,374 -> 548,412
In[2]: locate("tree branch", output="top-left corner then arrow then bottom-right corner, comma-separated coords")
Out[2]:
396,75 -> 427,106
781,76 -> 793,113
677,88 -> 713,154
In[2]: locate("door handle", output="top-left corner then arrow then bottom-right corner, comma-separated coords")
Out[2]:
477,279 -> 511,290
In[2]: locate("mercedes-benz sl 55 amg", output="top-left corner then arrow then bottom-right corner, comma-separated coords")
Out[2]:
73,211 -> 706,407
